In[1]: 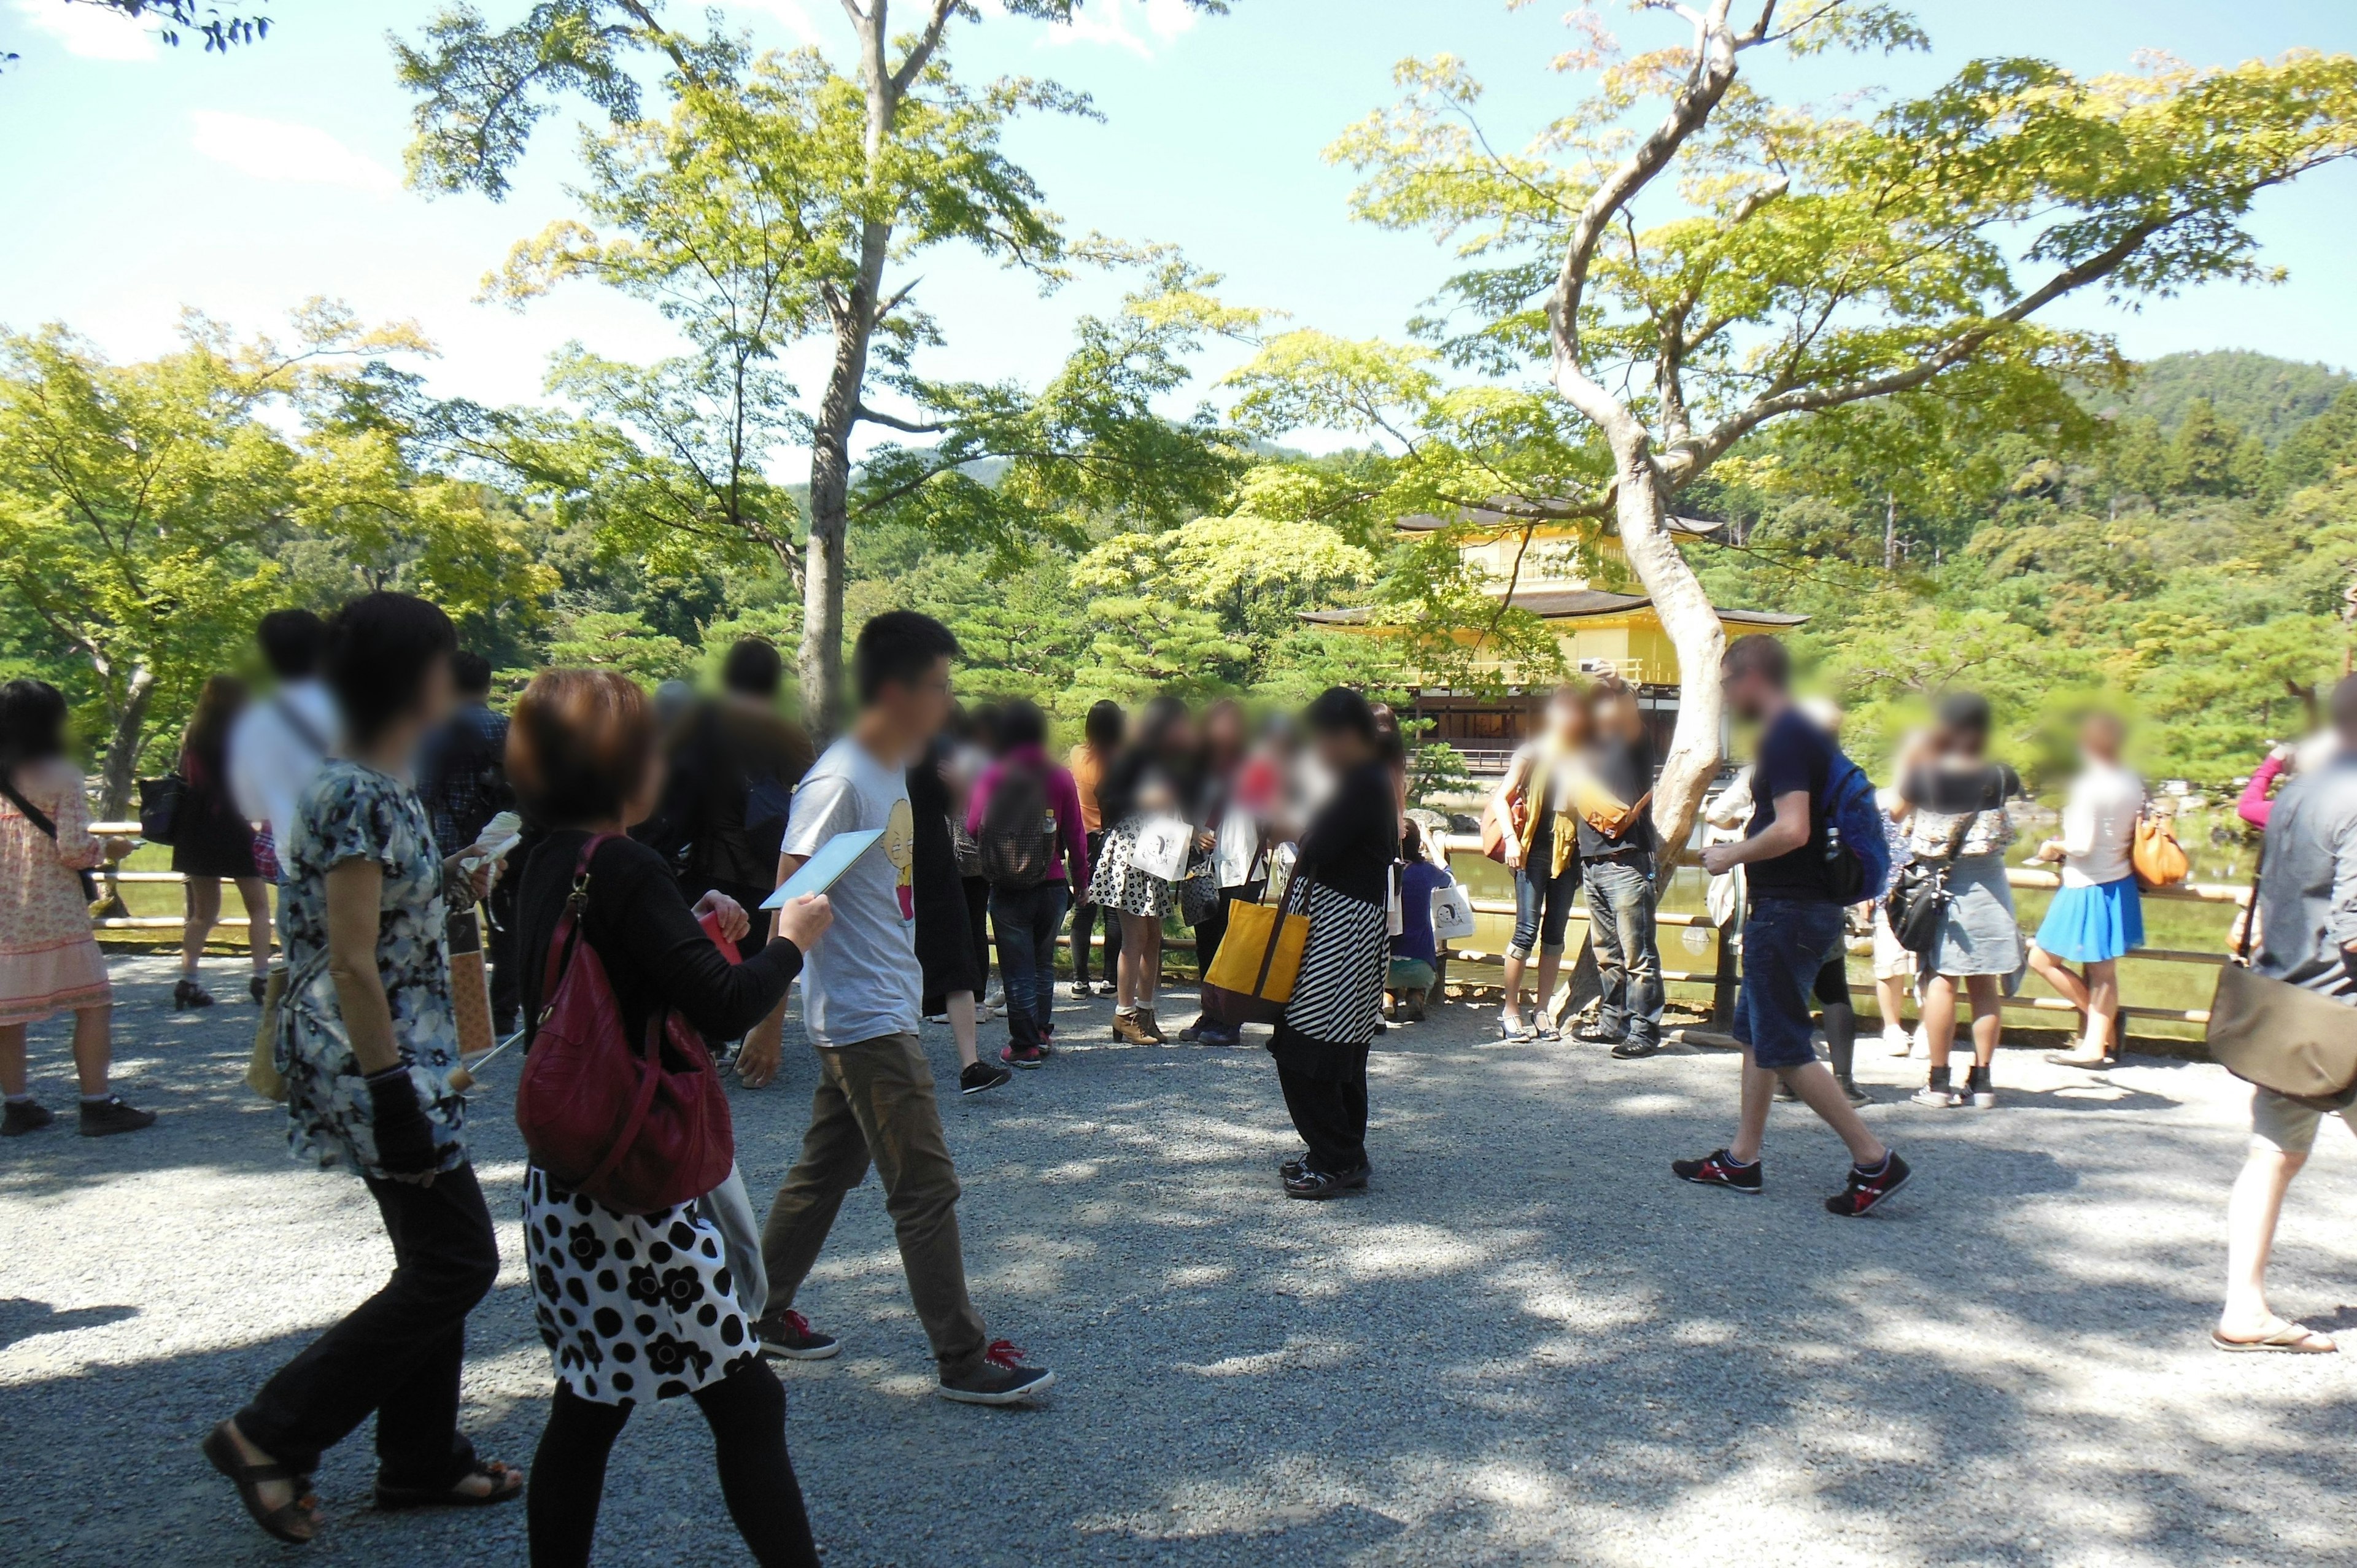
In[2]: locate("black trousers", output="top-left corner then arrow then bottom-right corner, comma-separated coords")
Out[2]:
1277,1051 -> 1371,1176
961,875 -> 993,994
1070,832 -> 1121,984
236,1162 -> 500,1483
487,871 -> 522,1029
527,1361 -> 819,1568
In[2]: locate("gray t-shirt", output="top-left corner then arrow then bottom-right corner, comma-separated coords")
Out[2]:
781,735 -> 921,1047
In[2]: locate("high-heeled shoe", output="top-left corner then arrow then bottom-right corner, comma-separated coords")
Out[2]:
173,978 -> 215,1010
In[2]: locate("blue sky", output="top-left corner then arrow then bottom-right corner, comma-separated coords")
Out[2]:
4,0 -> 2354,456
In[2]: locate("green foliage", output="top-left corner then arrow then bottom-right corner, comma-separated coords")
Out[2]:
543,609 -> 692,686
2081,349 -> 2352,444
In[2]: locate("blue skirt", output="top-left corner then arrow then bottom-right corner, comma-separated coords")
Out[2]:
2034,876 -> 2143,964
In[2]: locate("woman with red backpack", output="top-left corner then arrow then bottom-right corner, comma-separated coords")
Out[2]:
505,666 -> 833,1567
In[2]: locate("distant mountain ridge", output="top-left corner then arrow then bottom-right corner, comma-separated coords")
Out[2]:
2086,349 -> 2353,446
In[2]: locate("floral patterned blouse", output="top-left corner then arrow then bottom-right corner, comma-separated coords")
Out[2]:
274,759 -> 466,1178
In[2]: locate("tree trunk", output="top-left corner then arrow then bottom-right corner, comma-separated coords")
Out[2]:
1884,492 -> 1897,572
1611,449 -> 1724,868
98,662 -> 157,821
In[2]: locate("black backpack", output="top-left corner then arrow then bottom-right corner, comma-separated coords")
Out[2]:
977,762 -> 1058,890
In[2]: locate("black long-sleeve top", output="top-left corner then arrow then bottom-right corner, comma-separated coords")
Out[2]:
517,829 -> 803,1048
1293,760 -> 1400,906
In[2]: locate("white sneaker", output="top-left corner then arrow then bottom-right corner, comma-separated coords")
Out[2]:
1883,1025 -> 1911,1056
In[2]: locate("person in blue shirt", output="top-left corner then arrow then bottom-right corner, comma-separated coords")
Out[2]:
1387,819 -> 1450,1022
1676,635 -> 1910,1218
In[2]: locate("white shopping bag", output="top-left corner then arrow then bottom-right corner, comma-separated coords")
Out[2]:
1213,806 -> 1260,889
1387,864 -> 1404,938
1430,878 -> 1478,942
1128,814 -> 1193,881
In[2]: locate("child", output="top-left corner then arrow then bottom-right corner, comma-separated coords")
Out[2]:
1387,820 -> 1450,1023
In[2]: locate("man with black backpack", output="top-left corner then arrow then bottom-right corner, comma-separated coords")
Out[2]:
1679,635 -> 1910,1218
964,698 -> 1091,1069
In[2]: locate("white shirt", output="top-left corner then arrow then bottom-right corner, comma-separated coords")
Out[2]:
780,735 -> 920,1048
227,680 -> 341,852
2059,760 -> 2142,887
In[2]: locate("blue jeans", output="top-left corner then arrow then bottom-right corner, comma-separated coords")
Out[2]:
1585,858 -> 1663,1046
1509,824 -> 1581,959
988,881 -> 1069,1051
1735,897 -> 1847,1070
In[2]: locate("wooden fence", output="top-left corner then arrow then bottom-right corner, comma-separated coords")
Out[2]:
90,822 -> 2243,1035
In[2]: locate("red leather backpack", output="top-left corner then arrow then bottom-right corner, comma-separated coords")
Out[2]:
514,834 -> 733,1213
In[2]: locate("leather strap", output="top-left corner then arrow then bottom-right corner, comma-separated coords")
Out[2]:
536,832 -> 621,1025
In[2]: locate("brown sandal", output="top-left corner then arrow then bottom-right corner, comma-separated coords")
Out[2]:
201,1421 -> 320,1545
373,1459 -> 524,1511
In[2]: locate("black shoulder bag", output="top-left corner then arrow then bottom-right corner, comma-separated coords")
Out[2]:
1883,806 -> 1973,956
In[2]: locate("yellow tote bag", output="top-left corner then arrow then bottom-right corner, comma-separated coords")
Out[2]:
1202,882 -> 1311,1026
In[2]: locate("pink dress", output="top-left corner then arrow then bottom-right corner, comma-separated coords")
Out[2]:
0,759 -> 110,1025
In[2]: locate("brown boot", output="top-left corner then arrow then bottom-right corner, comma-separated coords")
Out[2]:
1137,1008 -> 1167,1043
1112,1011 -> 1154,1046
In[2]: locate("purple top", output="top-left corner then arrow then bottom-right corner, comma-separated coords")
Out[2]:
1395,859 -> 1450,964
966,744 -> 1093,886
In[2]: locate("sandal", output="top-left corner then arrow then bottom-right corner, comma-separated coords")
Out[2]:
2043,1050 -> 2116,1069
373,1458 -> 525,1510
2210,1321 -> 2338,1354
201,1421 -> 320,1545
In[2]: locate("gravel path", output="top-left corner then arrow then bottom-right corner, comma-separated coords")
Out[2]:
6,954 -> 2357,1567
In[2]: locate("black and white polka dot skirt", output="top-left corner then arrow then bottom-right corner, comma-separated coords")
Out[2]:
523,1164 -> 757,1407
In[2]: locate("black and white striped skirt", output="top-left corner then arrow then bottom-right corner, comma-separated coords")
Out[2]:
1270,882 -> 1389,1070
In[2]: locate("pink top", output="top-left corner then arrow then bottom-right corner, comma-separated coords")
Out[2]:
965,744 -> 1093,886
1,758 -> 110,1024
2238,754 -> 2289,829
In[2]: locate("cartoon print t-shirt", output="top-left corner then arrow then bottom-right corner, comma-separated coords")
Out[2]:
781,735 -> 922,1047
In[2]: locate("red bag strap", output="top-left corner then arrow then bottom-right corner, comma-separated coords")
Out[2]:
578,1011 -> 667,1196
536,832 -> 622,1025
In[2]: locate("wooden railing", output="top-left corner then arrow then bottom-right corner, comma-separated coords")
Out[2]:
90,822 -> 2245,1035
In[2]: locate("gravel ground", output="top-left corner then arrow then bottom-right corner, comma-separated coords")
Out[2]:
6,952 -> 2357,1567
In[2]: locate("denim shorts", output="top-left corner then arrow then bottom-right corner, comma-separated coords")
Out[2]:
1735,897 -> 1848,1070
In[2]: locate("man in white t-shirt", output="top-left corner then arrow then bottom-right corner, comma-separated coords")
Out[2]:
745,612 -> 1055,1407
226,609 -> 342,877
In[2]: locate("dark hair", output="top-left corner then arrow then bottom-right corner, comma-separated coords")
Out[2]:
0,678 -> 69,771
1136,695 -> 1189,756
183,674 -> 249,770
508,668 -> 658,826
451,651 -> 495,697
971,701 -> 1005,753
998,697 -> 1047,750
2333,675 -> 2357,738
256,609 -> 331,682
1305,686 -> 1377,743
1591,674 -> 1635,706
1721,634 -> 1790,689
1084,699 -> 1125,749
721,636 -> 784,698
1401,817 -> 1423,857
853,611 -> 959,705
1369,700 -> 1407,767
1937,690 -> 1993,738
326,592 -> 457,748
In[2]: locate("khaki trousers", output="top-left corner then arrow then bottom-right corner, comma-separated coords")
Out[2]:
759,1032 -> 988,1377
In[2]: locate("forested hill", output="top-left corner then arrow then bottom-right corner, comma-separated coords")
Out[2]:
2081,350 -> 2352,445
1693,350 -> 2357,792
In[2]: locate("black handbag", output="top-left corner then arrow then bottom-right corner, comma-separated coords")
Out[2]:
1883,809 -> 1971,955
138,772 -> 188,846
2205,848 -> 2357,1109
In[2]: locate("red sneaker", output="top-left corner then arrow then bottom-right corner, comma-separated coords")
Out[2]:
1671,1148 -> 1763,1195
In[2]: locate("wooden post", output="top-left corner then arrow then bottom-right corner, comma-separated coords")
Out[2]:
1708,914 -> 1738,1030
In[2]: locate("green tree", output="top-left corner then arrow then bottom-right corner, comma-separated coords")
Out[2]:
397,0 -> 1230,735
0,306 -> 424,811
544,608 -> 693,686
1299,4 -> 2357,849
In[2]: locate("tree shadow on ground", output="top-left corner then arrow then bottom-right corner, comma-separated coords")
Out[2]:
6,962 -> 2357,1566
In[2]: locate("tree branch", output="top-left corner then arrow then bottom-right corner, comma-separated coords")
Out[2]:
854,403 -> 948,434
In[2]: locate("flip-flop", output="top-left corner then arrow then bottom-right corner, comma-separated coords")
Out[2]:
202,1421 -> 320,1545
373,1459 -> 524,1510
2210,1323 -> 2338,1354
2043,1051 -> 2117,1070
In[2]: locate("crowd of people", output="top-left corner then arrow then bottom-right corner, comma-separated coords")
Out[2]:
3,595 -> 2356,1558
